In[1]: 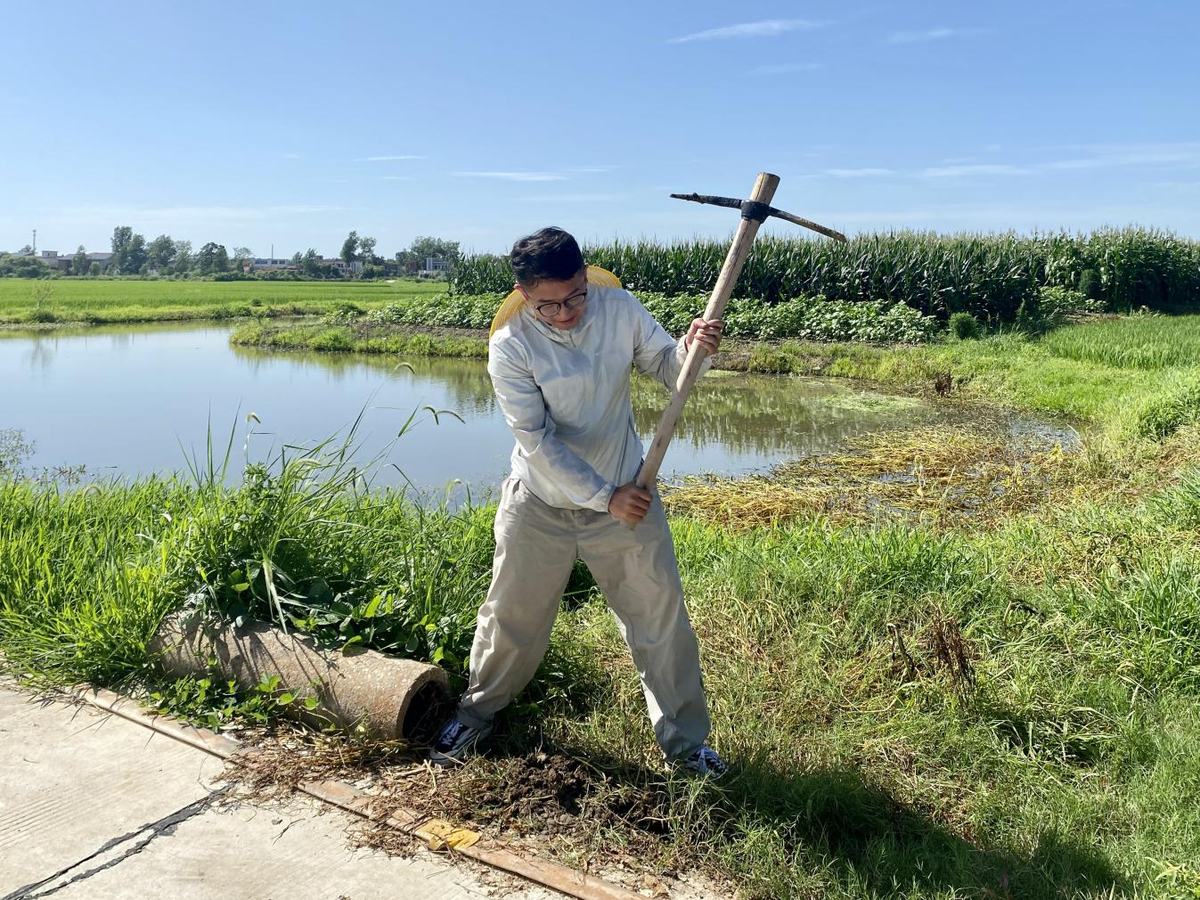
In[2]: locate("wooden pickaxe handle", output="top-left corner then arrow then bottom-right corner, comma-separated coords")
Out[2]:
635,172 -> 780,498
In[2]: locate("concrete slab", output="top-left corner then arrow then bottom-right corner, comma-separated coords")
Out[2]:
0,685 -> 559,900
0,686 -> 225,892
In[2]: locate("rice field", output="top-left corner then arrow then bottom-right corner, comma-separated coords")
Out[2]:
0,278 -> 445,325
1040,311 -> 1200,369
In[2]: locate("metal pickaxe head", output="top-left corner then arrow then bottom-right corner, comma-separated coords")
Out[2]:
670,191 -> 847,243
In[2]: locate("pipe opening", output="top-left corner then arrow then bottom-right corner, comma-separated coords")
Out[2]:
401,682 -> 451,742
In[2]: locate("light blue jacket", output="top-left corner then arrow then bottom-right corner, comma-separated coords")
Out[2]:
487,286 -> 707,512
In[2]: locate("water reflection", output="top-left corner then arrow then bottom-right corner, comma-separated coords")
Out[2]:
0,321 -> 1050,494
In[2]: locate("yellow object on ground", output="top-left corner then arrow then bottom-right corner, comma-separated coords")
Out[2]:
415,818 -> 482,851
488,265 -> 622,338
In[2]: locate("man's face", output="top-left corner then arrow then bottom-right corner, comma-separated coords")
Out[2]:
518,268 -> 588,330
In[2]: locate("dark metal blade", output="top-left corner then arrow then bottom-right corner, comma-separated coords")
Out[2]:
670,192 -> 847,242
768,208 -> 848,243
669,193 -> 743,211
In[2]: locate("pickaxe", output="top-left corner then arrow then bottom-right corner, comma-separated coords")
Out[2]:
635,172 -> 847,501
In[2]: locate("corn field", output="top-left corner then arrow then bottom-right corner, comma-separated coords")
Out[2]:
453,228 -> 1200,321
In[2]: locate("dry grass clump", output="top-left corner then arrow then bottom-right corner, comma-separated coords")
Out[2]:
221,730 -> 417,800
663,423 -> 1074,530
218,726 -> 697,888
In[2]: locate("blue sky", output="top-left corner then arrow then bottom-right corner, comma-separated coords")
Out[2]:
2,1 -> 1197,258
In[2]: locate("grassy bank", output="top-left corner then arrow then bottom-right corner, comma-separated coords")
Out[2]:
5,317 -> 1200,898
3,425 -> 1199,898
229,319 -> 489,359
0,278 -> 445,326
716,313 -> 1200,442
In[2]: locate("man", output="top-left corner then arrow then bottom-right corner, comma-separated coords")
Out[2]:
430,227 -> 727,777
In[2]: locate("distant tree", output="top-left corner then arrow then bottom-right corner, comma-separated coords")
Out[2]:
359,235 -> 377,263
148,234 -> 176,272
88,262 -> 101,276
110,226 -> 133,274
197,242 -> 230,275
231,246 -> 254,271
300,248 -> 319,277
72,245 -> 88,276
396,236 -> 461,276
172,240 -> 193,274
0,253 -> 50,277
127,233 -> 148,274
411,236 -> 460,265
340,231 -> 359,265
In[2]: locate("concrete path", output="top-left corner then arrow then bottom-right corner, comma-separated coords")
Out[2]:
0,684 -> 559,900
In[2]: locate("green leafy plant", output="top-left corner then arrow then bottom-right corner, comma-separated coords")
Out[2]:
148,671 -> 321,730
949,311 -> 982,340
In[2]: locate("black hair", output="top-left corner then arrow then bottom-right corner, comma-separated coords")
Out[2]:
509,227 -> 584,287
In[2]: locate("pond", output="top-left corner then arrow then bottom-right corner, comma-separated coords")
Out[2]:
0,321 -> 1068,497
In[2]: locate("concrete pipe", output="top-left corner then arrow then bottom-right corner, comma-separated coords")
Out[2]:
150,611 -> 449,740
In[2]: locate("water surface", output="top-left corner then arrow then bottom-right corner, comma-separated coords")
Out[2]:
0,321 -> 1055,496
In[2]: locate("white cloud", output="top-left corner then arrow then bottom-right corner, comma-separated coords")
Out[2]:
888,27 -> 983,44
920,164 -> 1030,178
1041,145 -> 1200,171
12,202 -> 348,241
825,168 -> 895,178
669,18 -> 819,44
519,193 -> 624,203
355,155 -> 425,162
831,145 -> 1200,183
453,171 -> 568,182
749,62 -> 824,76
1146,180 -> 1200,190
38,204 -> 347,229
801,202 -> 1200,232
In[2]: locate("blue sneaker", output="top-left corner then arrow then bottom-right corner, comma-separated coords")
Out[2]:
676,745 -> 728,779
429,717 -> 492,765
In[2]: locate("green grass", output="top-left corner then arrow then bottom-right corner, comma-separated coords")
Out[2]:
713,315 -> 1200,443
3,424 -> 1200,897
6,316 -> 1200,897
1040,313 -> 1200,370
0,278 -> 446,326
229,320 -> 489,358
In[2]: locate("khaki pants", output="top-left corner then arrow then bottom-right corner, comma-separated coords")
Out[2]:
456,477 -> 710,759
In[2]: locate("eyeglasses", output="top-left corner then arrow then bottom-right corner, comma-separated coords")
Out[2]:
531,287 -> 588,320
